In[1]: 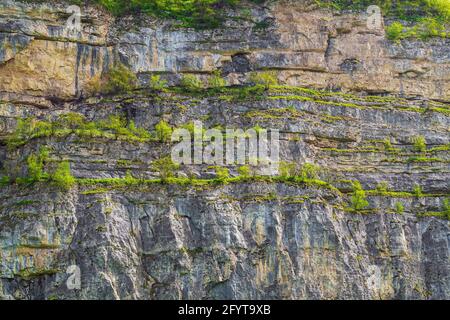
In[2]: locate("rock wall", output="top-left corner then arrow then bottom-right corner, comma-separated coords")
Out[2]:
0,0 -> 449,300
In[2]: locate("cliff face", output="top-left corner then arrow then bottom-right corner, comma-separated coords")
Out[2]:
0,0 -> 449,300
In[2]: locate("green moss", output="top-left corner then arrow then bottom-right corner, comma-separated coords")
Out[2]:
18,243 -> 60,250
15,268 -> 59,280
317,0 -> 449,41
154,120 -> 173,143
249,71 -> 278,89
151,156 -> 180,180
394,201 -> 405,214
104,63 -> 138,94
148,74 -> 168,91
412,135 -> 427,152
50,161 -> 76,190
180,74 -> 204,91
6,113 -> 152,149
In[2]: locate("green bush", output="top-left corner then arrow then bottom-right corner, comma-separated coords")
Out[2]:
151,156 -> 180,180
319,1 -> 449,41
412,135 -> 427,152
155,120 -> 173,142
249,71 -> 278,89
237,84 -> 266,100
50,161 -> 75,190
444,198 -> 450,219
350,181 -> 369,211
180,74 -> 203,90
208,70 -> 226,90
27,147 -> 49,182
149,74 -> 168,91
123,170 -> 139,185
376,181 -> 389,193
279,161 -> 296,178
104,63 -> 138,94
394,201 -> 404,214
299,163 -> 320,180
214,167 -> 230,181
386,22 -> 405,41
237,165 -> 252,178
413,184 -> 423,197
0,175 -> 10,187
91,0 -> 247,28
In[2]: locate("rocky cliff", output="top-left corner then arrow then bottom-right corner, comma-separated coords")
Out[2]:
0,0 -> 449,300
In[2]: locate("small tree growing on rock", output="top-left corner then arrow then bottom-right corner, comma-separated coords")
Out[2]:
350,181 -> 369,211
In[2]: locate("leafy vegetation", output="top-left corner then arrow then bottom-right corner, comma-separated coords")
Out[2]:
104,63 -> 138,94
151,156 -> 180,180
413,184 -> 423,197
249,71 -> 278,89
26,147 -> 49,183
317,0 -> 449,41
7,113 -> 153,149
149,74 -> 168,91
350,181 -> 369,211
412,135 -> 427,152
88,0 -> 253,29
50,161 -> 76,190
208,70 -> 227,91
237,165 -> 252,178
179,74 -> 204,91
394,201 -> 405,214
213,166 -> 230,181
154,120 -> 173,142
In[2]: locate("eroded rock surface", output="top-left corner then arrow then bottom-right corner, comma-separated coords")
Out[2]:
0,0 -> 449,300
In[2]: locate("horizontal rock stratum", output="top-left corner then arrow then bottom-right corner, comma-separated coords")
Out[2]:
0,0 -> 449,300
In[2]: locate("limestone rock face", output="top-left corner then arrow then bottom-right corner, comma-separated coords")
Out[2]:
0,0 -> 449,300
1,0 -> 449,101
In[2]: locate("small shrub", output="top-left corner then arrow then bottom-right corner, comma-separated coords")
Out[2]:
85,74 -> 104,96
238,165 -> 251,178
155,120 -> 173,142
180,74 -> 203,90
412,135 -> 427,153
413,184 -> 423,197
279,161 -> 296,178
350,181 -> 369,211
123,170 -> 138,185
394,201 -> 404,214
152,157 -> 180,180
50,161 -> 75,190
376,181 -> 389,193
252,124 -> 264,134
27,147 -> 49,182
128,121 -> 152,140
0,175 -> 10,186
387,22 -> 405,41
443,198 -> 450,219
249,71 -> 278,89
104,63 -> 137,94
208,70 -> 226,90
237,84 -> 266,100
214,167 -> 230,181
58,113 -> 86,130
383,138 -> 393,151
427,0 -> 450,19
300,163 -> 320,180
149,74 -> 168,91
